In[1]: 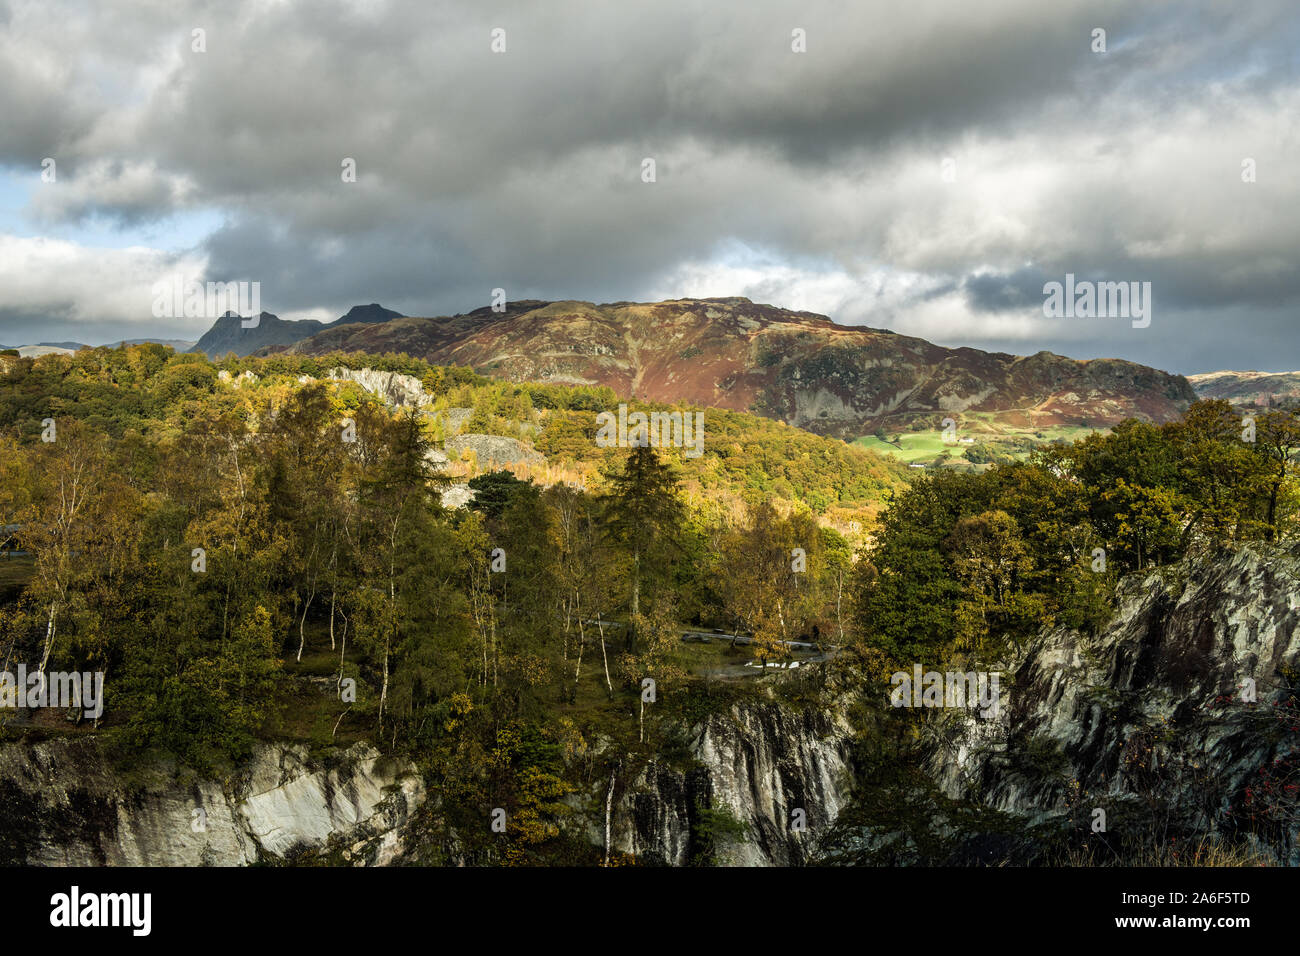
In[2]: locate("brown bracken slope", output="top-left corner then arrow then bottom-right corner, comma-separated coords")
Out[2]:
268,297 -> 1197,438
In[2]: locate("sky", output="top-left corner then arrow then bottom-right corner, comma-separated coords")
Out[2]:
0,0 -> 1297,373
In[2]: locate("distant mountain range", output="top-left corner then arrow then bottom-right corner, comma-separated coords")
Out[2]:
1186,370 -> 1300,407
2,296 -> 1212,438
189,303 -> 403,358
245,296 -> 1198,437
0,338 -> 196,357
0,343 -> 87,357
113,337 -> 197,350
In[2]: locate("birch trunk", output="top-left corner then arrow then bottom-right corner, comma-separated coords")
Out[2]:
597,613 -> 613,697
574,614 -> 586,684
603,767 -> 617,866
38,601 -> 58,680
336,610 -> 349,697
328,588 -> 337,652
296,591 -> 314,662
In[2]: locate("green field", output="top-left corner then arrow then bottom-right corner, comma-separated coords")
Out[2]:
854,432 -> 953,464
853,418 -> 1101,469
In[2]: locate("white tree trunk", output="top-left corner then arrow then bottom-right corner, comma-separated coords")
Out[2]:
38,601 -> 58,677
296,591 -> 314,662
603,768 -> 617,866
328,588 -> 337,651
336,610 -> 349,697
597,614 -> 613,697
379,642 -> 390,728
574,614 -> 586,684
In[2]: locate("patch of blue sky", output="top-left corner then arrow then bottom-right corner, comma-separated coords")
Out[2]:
0,168 -> 222,252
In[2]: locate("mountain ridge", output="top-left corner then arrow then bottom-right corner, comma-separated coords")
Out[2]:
262,296 -> 1197,437
1187,369 -> 1300,406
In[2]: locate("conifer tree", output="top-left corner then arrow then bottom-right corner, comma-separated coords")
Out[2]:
600,444 -> 685,652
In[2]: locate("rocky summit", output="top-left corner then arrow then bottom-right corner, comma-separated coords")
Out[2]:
191,303 -> 405,358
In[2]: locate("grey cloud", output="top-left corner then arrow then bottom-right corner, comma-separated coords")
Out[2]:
963,268 -> 1049,313
0,0 -> 1298,371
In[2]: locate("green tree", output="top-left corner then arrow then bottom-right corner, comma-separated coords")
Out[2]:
600,445 -> 685,652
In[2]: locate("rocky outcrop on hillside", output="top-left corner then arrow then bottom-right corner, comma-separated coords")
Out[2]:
440,483 -> 476,509
328,367 -> 431,409
275,297 -> 1196,438
217,369 -> 259,386
438,407 -> 474,435
444,434 -> 544,468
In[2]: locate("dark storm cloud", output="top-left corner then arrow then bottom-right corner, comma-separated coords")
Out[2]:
0,0 -> 1297,371
964,268 -> 1049,313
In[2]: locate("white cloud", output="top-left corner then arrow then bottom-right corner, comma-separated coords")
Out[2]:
0,234 -> 209,334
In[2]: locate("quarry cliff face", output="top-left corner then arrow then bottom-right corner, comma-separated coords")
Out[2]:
0,697 -> 855,868
606,699 -> 855,866
901,543 -> 1300,865
276,298 -> 1196,438
4,544 -> 1296,867
0,741 -> 423,866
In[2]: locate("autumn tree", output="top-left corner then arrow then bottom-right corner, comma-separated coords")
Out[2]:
716,501 -> 820,667
944,509 -> 1042,653
18,421 -> 130,682
1251,408 -> 1300,541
